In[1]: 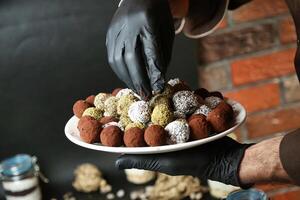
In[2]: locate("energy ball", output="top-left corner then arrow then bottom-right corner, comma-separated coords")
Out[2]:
116,88 -> 134,98
119,115 -> 133,129
173,110 -> 186,119
104,96 -> 118,117
209,91 -> 224,99
94,93 -> 111,110
165,120 -> 190,144
188,115 -> 209,140
195,94 -> 205,105
128,101 -> 151,124
144,125 -> 166,146
162,84 -> 175,98
125,122 -> 145,131
207,101 -> 234,133
99,116 -> 118,125
100,126 -> 123,147
194,88 -> 210,99
205,96 -> 222,109
112,88 -> 123,96
193,104 -> 212,117
73,100 -> 92,118
117,94 -> 137,116
167,78 -> 181,86
124,127 -> 146,147
151,104 -> 173,127
172,91 -> 199,114
78,116 -> 102,143
187,114 -> 203,123
149,94 -> 170,108
85,95 -> 95,106
168,78 -> 191,93
82,107 -> 103,120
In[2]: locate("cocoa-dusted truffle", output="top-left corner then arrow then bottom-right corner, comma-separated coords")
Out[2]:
117,94 -> 138,116
207,101 -> 234,133
85,95 -> 95,106
124,127 -> 146,147
188,114 -> 209,140
205,96 -> 222,109
78,116 -> 102,143
209,91 -> 224,99
82,107 -> 103,120
125,122 -> 145,131
112,88 -> 123,96
99,116 -> 118,124
94,93 -> 111,110
128,101 -> 151,124
151,104 -> 173,127
73,100 -> 92,118
187,114 -> 203,123
165,120 -> 190,144
194,88 -> 210,99
144,125 -> 166,146
100,126 -> 123,147
104,96 -> 118,117
193,104 -> 212,117
172,91 -> 199,114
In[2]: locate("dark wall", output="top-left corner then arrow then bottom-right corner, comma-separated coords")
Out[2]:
0,0 -> 197,198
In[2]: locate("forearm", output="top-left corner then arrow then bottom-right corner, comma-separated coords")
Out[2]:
239,136 -> 291,185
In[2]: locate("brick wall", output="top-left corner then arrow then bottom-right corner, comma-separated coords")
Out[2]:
196,0 -> 300,198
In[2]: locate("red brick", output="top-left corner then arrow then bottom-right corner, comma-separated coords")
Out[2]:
233,0 -> 288,22
198,24 -> 276,63
271,189 -> 300,200
255,183 -> 291,192
246,105 -> 300,139
231,48 -> 296,86
280,17 -> 297,44
218,18 -> 227,29
225,83 -> 280,113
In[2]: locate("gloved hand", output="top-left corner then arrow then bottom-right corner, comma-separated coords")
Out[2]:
106,0 -> 175,99
116,137 -> 253,187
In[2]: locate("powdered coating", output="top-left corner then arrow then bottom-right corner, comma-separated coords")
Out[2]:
128,101 -> 151,124
168,78 -> 180,86
205,96 -> 222,109
193,104 -> 212,116
172,91 -> 199,114
173,110 -> 186,119
165,120 -> 190,144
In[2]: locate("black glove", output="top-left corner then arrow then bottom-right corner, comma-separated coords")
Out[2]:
106,0 -> 175,99
116,137 -> 253,188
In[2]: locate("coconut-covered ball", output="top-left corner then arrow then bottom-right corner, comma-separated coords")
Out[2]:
205,96 -> 222,109
100,126 -> 123,147
144,125 -> 166,146
149,94 -> 170,108
128,101 -> 151,124
117,94 -> 138,116
94,93 -> 111,110
85,95 -> 95,106
167,78 -> 181,86
116,88 -> 135,98
124,127 -> 146,147
112,88 -> 123,96
78,116 -> 102,143
125,122 -> 145,131
119,115 -> 133,129
104,96 -> 118,117
188,114 -> 209,140
207,101 -> 234,133
151,104 -> 173,127
82,107 -> 103,120
165,120 -> 190,144
193,104 -> 212,117
194,88 -> 210,99
73,100 -> 92,118
209,91 -> 224,99
172,91 -> 199,114
173,110 -> 186,119
99,116 -> 118,125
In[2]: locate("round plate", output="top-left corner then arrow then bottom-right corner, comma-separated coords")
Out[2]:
65,100 -> 246,154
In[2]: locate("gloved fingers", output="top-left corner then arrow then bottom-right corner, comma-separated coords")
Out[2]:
116,154 -> 161,172
124,37 -> 152,100
141,27 -> 166,93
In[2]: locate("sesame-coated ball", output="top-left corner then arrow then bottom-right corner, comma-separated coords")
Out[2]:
172,91 -> 199,114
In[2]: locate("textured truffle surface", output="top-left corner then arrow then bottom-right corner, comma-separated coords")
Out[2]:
78,116 -> 102,143
144,125 -> 166,146
100,126 -> 123,147
94,93 -> 111,110
172,91 -> 199,114
151,104 -> 173,127
205,96 -> 222,109
207,101 -> 234,133
99,116 -> 118,124
125,122 -> 145,131
165,120 -> 190,144
104,96 -> 118,117
149,94 -> 170,108
117,94 -> 137,116
128,101 -> 151,124
188,115 -> 209,140
124,127 -> 146,147
119,115 -> 133,129
73,100 -> 92,118
85,95 -> 95,106
112,88 -> 123,96
193,104 -> 212,117
82,107 -> 103,120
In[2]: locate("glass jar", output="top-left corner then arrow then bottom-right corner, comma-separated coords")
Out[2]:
227,189 -> 268,200
0,154 -> 47,200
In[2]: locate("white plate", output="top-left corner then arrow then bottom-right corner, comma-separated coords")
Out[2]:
65,100 -> 246,154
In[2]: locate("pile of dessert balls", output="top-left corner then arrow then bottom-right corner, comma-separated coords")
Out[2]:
72,78 -> 234,147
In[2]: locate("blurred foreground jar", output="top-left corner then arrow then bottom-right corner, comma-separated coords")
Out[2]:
0,154 -> 48,200
227,189 -> 268,200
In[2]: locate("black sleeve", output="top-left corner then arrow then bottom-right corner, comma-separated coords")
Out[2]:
228,0 -> 252,10
280,129 -> 300,185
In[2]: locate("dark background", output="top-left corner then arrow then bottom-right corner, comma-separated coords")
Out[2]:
0,0 -> 198,199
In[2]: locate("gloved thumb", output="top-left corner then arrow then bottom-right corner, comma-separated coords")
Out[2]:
115,154 -> 160,171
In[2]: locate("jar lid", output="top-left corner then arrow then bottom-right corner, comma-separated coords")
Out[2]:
0,154 -> 33,176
